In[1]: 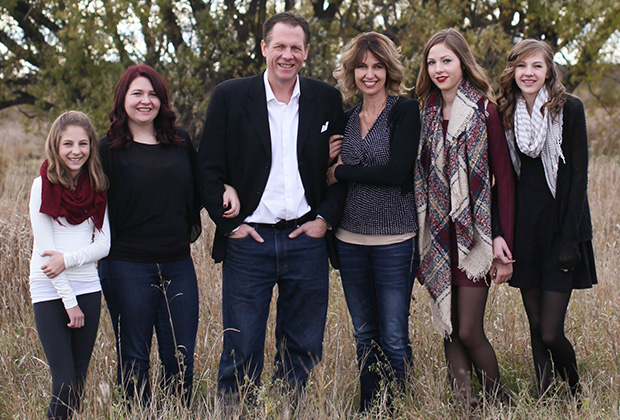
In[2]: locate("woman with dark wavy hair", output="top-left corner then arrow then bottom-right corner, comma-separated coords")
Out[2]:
498,39 -> 597,398
98,64 -> 202,406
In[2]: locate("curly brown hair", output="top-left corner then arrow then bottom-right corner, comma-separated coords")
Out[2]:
498,39 -> 566,130
333,32 -> 408,100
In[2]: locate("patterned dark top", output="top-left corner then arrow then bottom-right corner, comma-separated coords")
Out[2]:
339,96 -> 418,235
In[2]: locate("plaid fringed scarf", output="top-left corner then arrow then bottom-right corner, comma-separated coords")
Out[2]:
414,80 -> 494,336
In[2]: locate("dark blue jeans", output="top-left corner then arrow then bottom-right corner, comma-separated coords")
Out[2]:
98,256 -> 199,405
336,238 -> 417,410
218,227 -> 329,394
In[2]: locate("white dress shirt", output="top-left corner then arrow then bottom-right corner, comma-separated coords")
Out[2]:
245,71 -> 311,224
29,177 -> 110,309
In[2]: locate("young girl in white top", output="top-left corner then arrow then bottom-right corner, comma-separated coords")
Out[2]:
29,111 -> 110,420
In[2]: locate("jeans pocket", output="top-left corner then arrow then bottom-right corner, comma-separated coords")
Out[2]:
303,232 -> 326,240
228,234 -> 261,243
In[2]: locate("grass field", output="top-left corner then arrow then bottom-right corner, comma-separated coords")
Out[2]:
0,106 -> 618,419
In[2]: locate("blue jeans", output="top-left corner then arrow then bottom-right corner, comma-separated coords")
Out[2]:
219,227 -> 329,394
98,256 -> 199,405
336,238 -> 417,410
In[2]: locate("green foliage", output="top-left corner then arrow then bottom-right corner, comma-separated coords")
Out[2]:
33,4 -> 124,134
1,0 -> 618,137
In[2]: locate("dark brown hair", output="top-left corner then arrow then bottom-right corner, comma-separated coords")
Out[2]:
107,64 -> 182,148
262,11 -> 311,47
416,28 -> 494,108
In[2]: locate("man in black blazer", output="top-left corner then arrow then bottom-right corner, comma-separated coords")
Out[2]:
197,11 -> 344,396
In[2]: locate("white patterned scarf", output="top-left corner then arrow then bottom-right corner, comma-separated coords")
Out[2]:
505,86 -> 564,197
415,81 -> 493,336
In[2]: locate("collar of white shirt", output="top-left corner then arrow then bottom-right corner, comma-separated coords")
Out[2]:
263,70 -> 301,105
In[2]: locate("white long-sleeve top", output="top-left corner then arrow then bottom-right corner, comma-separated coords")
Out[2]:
28,176 -> 110,309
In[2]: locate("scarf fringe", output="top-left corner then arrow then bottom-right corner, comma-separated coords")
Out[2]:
430,297 -> 452,337
458,228 -> 493,281
415,81 -> 494,336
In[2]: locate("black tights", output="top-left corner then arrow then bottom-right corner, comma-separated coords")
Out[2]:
520,288 -> 579,396
33,292 -> 101,420
444,286 -> 501,401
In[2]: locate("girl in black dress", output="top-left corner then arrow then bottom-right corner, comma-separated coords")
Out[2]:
498,39 -> 597,397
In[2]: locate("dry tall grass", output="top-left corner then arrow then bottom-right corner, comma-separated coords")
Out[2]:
1,107 -> 618,419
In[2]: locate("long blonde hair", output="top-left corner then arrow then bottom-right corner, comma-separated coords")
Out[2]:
45,111 -> 108,192
498,39 -> 566,130
416,28 -> 494,108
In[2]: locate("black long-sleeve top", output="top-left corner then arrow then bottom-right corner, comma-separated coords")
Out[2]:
99,130 -> 198,263
334,96 -> 421,235
335,96 -> 420,190
554,94 -> 593,267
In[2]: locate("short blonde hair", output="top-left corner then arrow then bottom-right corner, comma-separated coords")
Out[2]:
45,110 -> 107,192
333,32 -> 408,100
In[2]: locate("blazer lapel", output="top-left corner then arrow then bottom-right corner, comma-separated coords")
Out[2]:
247,73 -> 271,158
297,76 -> 316,159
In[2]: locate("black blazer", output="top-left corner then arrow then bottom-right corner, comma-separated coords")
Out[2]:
555,94 -> 593,268
197,73 -> 345,262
